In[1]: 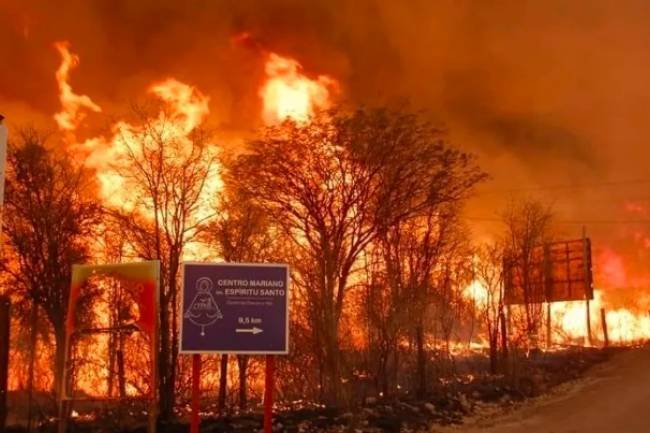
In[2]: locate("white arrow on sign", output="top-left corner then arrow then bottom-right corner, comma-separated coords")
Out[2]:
235,327 -> 263,335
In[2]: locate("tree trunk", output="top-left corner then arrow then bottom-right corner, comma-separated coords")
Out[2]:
158,292 -> 172,421
170,276 -> 179,418
218,354 -> 228,415
107,331 -> 115,397
392,342 -> 399,397
489,333 -> 498,374
27,304 -> 38,432
323,321 -> 341,406
237,355 -> 248,411
499,310 -> 508,358
499,309 -> 509,375
379,349 -> 389,398
117,334 -> 126,398
415,324 -> 426,399
53,322 -> 67,397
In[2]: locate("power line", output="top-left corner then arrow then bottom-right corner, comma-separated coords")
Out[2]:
465,216 -> 650,225
475,178 -> 650,196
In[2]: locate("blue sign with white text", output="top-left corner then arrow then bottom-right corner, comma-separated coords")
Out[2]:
180,263 -> 289,354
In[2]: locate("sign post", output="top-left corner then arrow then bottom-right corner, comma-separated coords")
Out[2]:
181,263 -> 290,433
191,354 -> 201,433
263,355 -> 275,433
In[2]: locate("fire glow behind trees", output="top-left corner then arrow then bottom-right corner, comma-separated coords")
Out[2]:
1,5 -> 650,428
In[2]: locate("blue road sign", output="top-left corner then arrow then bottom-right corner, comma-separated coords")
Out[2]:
180,263 -> 289,354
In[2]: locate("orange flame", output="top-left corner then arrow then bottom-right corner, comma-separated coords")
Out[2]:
64,77 -> 214,210
462,276 -> 650,346
552,290 -> 650,344
260,52 -> 337,125
47,44 -> 220,395
53,41 -> 101,131
149,78 -> 210,135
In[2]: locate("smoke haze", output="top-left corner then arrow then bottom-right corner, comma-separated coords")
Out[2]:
2,0 -> 650,293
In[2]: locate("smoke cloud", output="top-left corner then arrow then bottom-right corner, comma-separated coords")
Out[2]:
2,0 -> 650,291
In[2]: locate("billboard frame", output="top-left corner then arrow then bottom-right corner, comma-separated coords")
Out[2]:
504,237 -> 593,305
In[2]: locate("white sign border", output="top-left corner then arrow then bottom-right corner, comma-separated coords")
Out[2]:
179,261 -> 290,355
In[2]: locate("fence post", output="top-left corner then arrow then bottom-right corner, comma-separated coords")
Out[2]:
600,308 -> 609,348
583,228 -> 593,346
546,302 -> 552,349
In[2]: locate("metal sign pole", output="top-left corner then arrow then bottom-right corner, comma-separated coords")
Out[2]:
180,263 -> 289,433
190,354 -> 201,433
263,355 -> 275,433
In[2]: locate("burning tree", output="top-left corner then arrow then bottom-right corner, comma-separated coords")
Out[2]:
502,198 -> 554,349
1,129 -> 101,394
108,104 -> 217,421
368,203 -> 475,398
473,243 -> 507,373
229,107 -> 484,404
203,187 -> 277,412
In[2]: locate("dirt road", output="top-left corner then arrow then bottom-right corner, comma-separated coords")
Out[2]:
441,345 -> 650,433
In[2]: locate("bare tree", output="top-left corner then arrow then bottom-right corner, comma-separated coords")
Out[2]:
501,198 -> 554,349
372,205 -> 471,398
202,187 -> 276,412
427,223 -> 473,374
361,243 -> 403,398
474,243 -> 506,373
2,129 -> 101,394
110,108 -> 217,421
230,107 -> 484,404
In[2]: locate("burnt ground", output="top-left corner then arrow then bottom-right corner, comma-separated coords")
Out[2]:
5,346 -> 626,433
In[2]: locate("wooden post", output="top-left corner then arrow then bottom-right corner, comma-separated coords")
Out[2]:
499,309 -> 508,359
0,296 -> 10,433
263,356 -> 275,433
190,354 -> 201,433
583,227 -> 593,346
600,308 -> 609,348
543,243 -> 552,350
546,302 -> 552,349
585,299 -> 592,346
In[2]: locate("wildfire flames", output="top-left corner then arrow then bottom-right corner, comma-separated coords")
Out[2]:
89,78 -> 214,210
7,38 -> 650,397
260,52 -> 337,125
21,41 -> 341,396
553,290 -> 650,344
53,42 -> 102,132
463,283 -> 650,347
